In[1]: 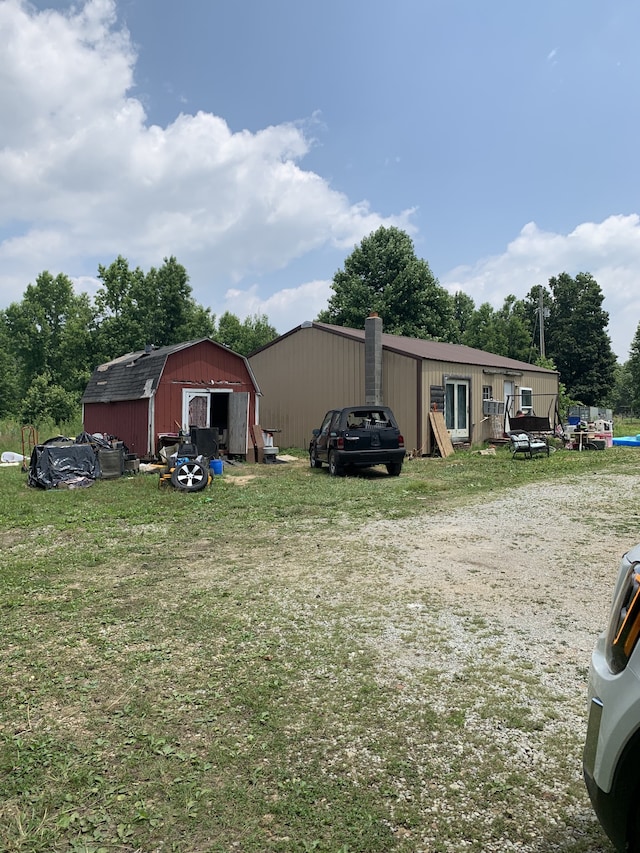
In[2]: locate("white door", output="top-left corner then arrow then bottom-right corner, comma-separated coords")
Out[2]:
445,380 -> 469,440
182,390 -> 210,430
504,380 -> 514,431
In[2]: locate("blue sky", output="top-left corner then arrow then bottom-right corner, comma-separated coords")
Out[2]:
2,0 -> 640,359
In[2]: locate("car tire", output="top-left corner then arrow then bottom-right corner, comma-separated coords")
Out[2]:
171,460 -> 209,492
629,793 -> 640,853
309,447 -> 322,469
386,462 -> 402,476
328,451 -> 344,477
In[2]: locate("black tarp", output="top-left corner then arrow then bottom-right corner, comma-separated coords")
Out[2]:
28,444 -> 101,489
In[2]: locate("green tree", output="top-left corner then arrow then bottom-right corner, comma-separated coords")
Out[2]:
451,291 -> 476,343
214,312 -> 277,355
138,256 -> 215,347
94,255 -> 146,358
56,292 -> 99,395
0,312 -> 19,418
539,272 -> 617,405
317,226 -> 457,340
626,322 -> 640,415
95,255 -> 216,360
4,271 -> 96,399
610,361 -> 636,416
461,302 -> 499,352
494,295 -> 532,361
20,372 -> 78,426
461,296 -> 532,361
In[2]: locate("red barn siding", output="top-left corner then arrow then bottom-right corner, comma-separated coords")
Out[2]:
83,399 -> 149,457
154,341 -> 257,435
83,341 -> 258,458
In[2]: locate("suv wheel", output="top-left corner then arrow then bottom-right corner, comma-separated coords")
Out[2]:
630,794 -> 640,853
309,447 -> 322,469
386,462 -> 402,476
171,460 -> 209,492
328,451 -> 344,477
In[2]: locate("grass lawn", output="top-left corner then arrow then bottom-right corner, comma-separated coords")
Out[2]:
2,443 -> 638,852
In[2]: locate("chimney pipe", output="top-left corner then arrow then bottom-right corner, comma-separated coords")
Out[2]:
365,313 -> 383,404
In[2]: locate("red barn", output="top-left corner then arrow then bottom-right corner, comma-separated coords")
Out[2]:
81,339 -> 261,459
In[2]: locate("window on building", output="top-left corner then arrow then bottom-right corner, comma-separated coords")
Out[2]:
520,388 -> 533,413
482,385 -> 492,401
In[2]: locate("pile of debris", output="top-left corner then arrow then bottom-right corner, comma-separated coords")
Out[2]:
27,432 -> 133,490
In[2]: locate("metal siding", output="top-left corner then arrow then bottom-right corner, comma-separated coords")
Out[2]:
251,327 -> 420,450
251,327 -> 365,448
83,399 -> 150,456
421,361 -> 559,446
380,349 -> 419,452
421,364 -> 433,454
250,328 -> 559,451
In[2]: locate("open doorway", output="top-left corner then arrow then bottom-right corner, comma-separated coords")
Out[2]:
181,389 -> 249,455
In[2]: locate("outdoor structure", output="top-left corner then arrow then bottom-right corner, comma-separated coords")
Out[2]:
248,319 -> 559,454
82,339 -> 261,459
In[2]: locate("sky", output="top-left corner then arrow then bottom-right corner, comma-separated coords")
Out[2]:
2,0 -> 640,360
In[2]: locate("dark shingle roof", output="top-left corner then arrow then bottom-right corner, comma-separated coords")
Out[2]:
82,340 -> 206,404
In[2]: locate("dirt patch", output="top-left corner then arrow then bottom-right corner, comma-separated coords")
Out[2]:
227,474 -> 258,486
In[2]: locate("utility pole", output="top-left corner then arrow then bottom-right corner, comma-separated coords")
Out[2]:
538,286 -> 546,359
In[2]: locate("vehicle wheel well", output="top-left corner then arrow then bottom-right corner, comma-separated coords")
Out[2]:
614,728 -> 640,850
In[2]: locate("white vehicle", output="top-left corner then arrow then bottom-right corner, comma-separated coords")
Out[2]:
584,543 -> 640,852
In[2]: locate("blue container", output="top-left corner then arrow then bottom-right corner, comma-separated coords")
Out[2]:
210,458 -> 224,475
612,436 -> 640,447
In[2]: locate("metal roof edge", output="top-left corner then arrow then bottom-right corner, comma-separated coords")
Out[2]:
248,321 -> 557,376
247,324 -> 307,357
313,322 -> 556,374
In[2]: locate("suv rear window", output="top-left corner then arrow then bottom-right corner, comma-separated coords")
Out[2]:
346,410 -> 394,429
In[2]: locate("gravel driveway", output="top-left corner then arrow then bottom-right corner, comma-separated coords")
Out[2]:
371,472 -> 639,659
355,472 -> 640,852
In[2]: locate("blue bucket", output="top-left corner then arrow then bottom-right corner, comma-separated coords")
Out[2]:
210,458 -> 224,475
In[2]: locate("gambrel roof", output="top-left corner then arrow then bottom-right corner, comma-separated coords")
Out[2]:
82,339 -> 259,404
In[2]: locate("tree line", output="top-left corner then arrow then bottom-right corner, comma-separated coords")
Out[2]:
0,256 -> 276,425
1,227 -> 637,426
319,227 -> 631,412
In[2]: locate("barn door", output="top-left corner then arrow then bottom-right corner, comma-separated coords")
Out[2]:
182,390 -> 210,430
227,392 -> 249,455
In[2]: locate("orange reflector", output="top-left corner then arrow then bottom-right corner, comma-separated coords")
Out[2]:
614,573 -> 640,655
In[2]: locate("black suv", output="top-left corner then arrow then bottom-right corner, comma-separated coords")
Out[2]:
309,406 -> 405,476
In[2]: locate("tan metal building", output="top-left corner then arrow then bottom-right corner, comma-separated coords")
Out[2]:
248,320 -> 559,454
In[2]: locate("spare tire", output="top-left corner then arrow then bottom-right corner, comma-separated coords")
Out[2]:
171,460 -> 208,492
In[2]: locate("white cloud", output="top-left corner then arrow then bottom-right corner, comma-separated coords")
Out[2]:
222,280 -> 333,332
2,1 -> 638,366
442,215 -> 640,360
0,0 -> 412,309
